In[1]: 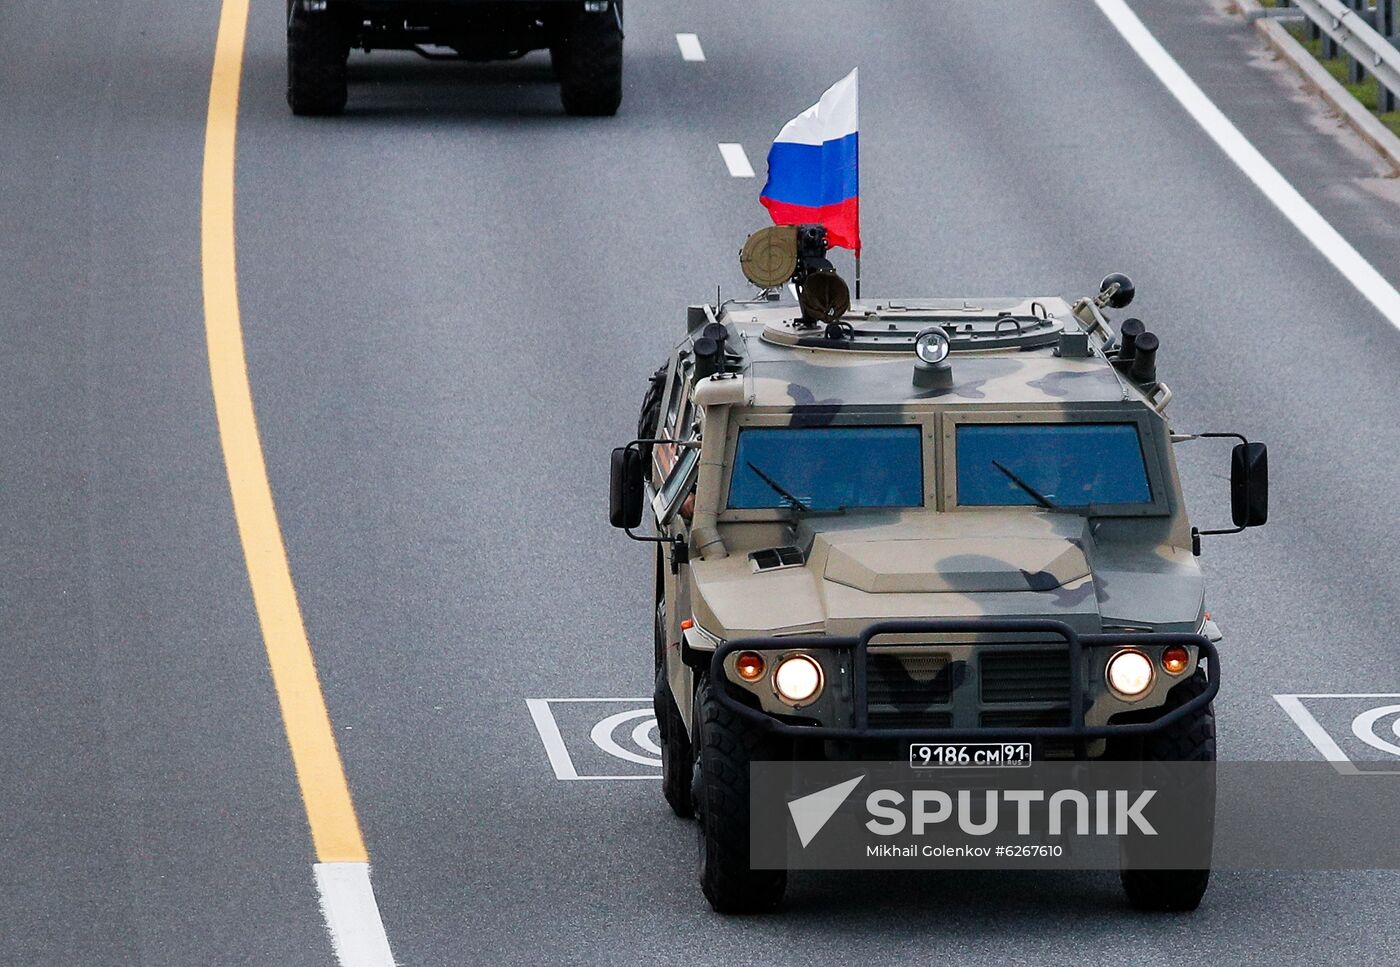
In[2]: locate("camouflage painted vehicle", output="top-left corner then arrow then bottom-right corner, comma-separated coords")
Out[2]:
609,226 -> 1269,914
286,0 -> 623,117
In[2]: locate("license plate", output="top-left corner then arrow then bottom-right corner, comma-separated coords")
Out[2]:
909,742 -> 1033,768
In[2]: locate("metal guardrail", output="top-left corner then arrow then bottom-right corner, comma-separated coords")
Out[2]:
1258,1 -> 1400,111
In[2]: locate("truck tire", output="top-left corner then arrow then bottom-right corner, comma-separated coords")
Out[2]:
287,2 -> 349,117
692,675 -> 787,913
654,601 -> 693,818
555,4 -> 623,117
1119,669 -> 1215,912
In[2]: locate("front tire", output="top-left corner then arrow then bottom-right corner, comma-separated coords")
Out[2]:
287,2 -> 349,117
1119,669 -> 1215,912
693,676 -> 787,913
555,4 -> 623,117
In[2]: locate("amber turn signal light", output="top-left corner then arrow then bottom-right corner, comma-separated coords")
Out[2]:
735,651 -> 766,682
1161,645 -> 1190,676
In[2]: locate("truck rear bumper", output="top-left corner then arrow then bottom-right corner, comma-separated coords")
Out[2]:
319,1 -> 602,11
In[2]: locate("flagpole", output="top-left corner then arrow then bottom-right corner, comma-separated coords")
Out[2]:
855,250 -> 861,300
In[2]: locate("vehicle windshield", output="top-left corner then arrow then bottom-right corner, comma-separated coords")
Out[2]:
955,423 -> 1152,508
727,426 -> 923,511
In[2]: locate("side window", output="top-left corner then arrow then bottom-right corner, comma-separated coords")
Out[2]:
654,447 -> 699,525
654,366 -> 700,525
655,361 -> 695,478
675,393 -> 695,442
661,364 -> 685,436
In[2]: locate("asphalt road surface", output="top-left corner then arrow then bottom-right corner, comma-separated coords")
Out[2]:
4,0 -> 1400,963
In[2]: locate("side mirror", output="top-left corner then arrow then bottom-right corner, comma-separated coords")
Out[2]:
1230,442 -> 1268,528
610,446 -> 644,529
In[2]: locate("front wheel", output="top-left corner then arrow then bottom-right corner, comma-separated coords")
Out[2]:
693,676 -> 787,913
287,2 -> 349,117
555,4 -> 623,116
1119,669 -> 1215,912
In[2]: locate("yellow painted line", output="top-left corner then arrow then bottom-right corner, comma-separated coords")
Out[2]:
201,0 -> 367,864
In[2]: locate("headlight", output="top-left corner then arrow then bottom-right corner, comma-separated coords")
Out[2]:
773,654 -> 824,705
1106,649 -> 1154,699
914,327 -> 950,364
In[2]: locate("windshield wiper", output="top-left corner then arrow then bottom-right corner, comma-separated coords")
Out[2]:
991,460 -> 1056,509
745,461 -> 810,513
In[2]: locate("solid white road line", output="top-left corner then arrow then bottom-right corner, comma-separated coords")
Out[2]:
676,32 -> 705,62
314,863 -> 396,967
1094,0 -> 1400,330
527,698 -> 580,780
1273,694 -> 1357,772
719,143 -> 756,178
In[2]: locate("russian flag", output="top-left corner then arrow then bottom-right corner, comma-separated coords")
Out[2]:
760,69 -> 860,253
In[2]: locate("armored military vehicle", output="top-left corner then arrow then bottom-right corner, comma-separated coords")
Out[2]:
286,0 -> 622,116
609,226 -> 1268,914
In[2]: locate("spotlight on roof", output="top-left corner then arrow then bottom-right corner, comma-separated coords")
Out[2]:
912,326 -> 953,390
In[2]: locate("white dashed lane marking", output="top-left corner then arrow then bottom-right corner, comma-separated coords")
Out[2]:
676,32 -> 705,62
718,143 -> 755,178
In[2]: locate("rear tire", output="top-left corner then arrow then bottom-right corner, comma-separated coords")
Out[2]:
555,4 -> 623,117
1119,669 -> 1215,912
693,676 -> 787,913
287,2 -> 349,117
654,601 -> 693,818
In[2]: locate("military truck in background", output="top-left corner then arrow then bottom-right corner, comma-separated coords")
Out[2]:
609,226 -> 1270,914
286,0 -> 622,116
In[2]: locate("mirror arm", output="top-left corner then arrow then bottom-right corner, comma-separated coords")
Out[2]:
623,527 -> 690,572
623,527 -> 668,544
1196,524 -> 1245,538
1195,431 -> 1247,446
1180,432 -> 1261,554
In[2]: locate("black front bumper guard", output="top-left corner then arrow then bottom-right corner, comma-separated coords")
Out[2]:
709,618 -> 1218,746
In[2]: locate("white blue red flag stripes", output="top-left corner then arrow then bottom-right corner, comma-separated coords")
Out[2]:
760,69 -> 860,252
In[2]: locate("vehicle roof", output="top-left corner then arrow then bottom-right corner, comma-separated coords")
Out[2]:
714,297 -> 1136,410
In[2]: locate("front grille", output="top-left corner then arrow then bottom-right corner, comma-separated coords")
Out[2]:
868,710 -> 954,729
979,708 -> 1072,728
867,652 -> 953,728
980,650 -> 1071,704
